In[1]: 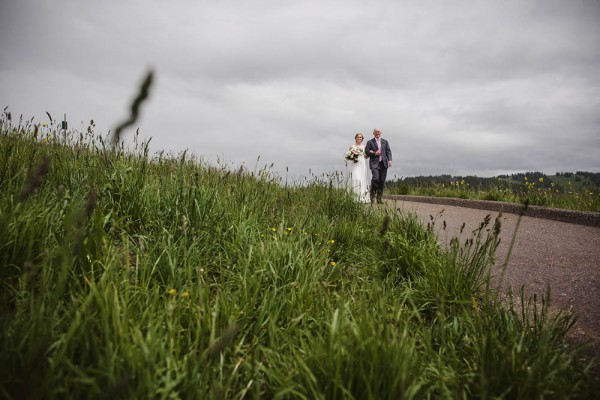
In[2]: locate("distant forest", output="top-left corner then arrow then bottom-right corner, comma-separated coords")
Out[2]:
387,171 -> 600,193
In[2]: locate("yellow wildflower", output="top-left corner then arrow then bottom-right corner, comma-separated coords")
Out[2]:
330,261 -> 336,267
328,239 -> 335,245
538,177 -> 544,183
182,291 -> 190,298
270,227 -> 276,232
168,288 -> 177,296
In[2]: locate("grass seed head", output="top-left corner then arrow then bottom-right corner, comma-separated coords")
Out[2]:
19,154 -> 51,201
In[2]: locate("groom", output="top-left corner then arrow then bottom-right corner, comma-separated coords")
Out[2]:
365,128 -> 392,204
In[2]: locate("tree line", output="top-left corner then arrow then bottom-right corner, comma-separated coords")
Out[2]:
387,171 -> 600,193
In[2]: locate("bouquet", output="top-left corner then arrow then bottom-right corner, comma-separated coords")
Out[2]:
344,147 -> 364,163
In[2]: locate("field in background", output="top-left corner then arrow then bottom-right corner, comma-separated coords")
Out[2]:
1,114 -> 598,398
388,172 -> 600,213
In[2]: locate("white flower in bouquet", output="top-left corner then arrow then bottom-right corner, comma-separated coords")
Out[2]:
344,147 -> 364,163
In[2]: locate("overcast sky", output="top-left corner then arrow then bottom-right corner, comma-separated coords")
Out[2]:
1,0 -> 599,181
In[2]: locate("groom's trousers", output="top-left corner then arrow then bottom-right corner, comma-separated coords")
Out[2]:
370,161 -> 388,202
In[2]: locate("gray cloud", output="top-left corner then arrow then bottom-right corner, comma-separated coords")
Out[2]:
1,0 -> 599,181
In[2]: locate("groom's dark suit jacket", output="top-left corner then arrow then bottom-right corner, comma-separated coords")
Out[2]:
365,138 -> 392,169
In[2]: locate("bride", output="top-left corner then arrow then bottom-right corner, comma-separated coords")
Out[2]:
345,133 -> 370,203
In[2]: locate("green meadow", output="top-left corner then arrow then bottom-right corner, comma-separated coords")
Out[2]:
1,114 -> 598,399
388,173 -> 600,213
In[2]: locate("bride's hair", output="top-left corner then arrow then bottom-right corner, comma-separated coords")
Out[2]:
355,133 -> 363,140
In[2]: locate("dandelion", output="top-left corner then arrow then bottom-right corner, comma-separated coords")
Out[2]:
330,261 -> 336,267
168,288 -> 177,296
270,227 -> 276,232
287,227 -> 293,232
460,180 -> 465,185
538,177 -> 544,183
182,291 -> 190,298
328,239 -> 335,245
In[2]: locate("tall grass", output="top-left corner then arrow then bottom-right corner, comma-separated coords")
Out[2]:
388,177 -> 600,213
0,114 -> 597,398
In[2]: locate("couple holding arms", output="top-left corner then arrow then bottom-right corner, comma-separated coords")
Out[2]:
346,128 -> 392,204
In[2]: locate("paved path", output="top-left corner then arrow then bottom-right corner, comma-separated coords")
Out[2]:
384,197 -> 600,370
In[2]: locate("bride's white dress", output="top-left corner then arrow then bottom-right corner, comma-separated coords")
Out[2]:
347,144 -> 370,203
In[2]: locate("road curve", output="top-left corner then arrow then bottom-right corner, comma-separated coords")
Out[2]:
383,196 -> 600,372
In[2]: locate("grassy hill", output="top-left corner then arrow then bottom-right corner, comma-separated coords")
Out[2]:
1,116 -> 598,398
